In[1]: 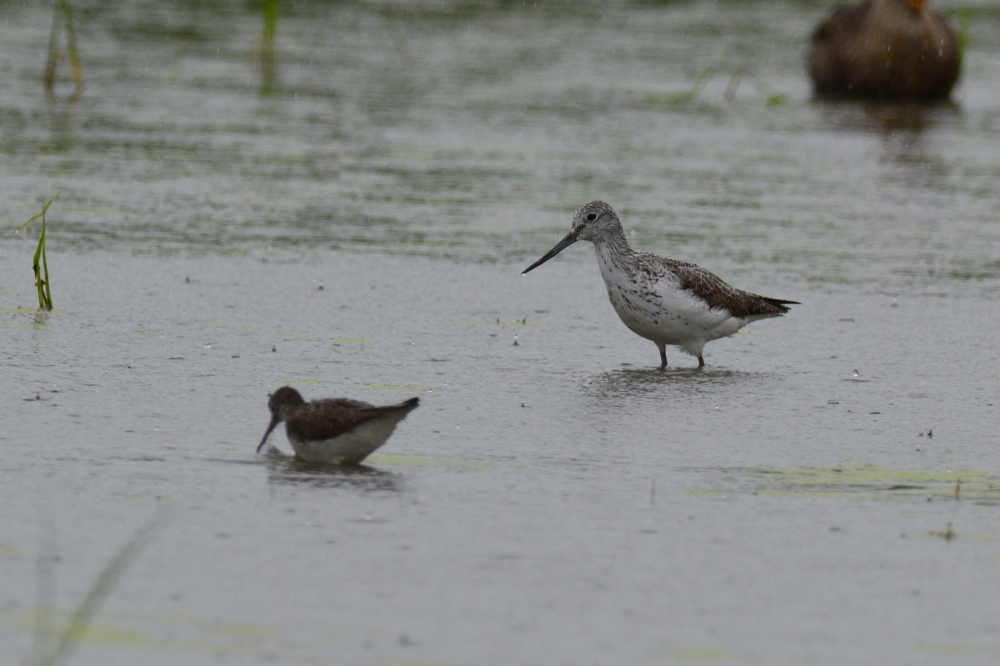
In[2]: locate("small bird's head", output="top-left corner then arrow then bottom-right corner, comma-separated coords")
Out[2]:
569,200 -> 622,242
268,386 -> 305,418
522,201 -> 622,275
257,386 -> 306,454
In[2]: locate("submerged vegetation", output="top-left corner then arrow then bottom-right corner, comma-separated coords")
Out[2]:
15,195 -> 59,311
44,0 -> 83,101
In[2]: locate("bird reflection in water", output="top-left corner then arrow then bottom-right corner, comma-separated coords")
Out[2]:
260,446 -> 403,492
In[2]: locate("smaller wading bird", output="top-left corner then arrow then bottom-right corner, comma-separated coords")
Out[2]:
522,201 -> 798,369
808,0 -> 960,100
257,386 -> 419,464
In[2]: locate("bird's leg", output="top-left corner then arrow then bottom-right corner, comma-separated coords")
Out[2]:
697,353 -> 705,369
658,344 -> 667,370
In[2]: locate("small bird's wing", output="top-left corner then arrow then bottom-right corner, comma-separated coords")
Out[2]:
353,397 -> 421,424
636,252 -> 797,319
286,398 -> 374,441
386,397 -> 421,414
287,397 -> 420,441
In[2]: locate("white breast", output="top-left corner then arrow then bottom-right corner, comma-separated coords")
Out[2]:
594,244 -> 747,352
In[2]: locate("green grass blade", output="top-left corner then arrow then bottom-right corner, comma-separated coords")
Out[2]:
18,195 -> 59,311
32,228 -> 47,310
14,194 -> 59,235
44,1 -> 83,99
58,0 -> 84,96
40,207 -> 53,310
31,511 -> 58,665
30,510 -> 169,666
260,0 -> 279,95
43,1 -> 62,90
262,0 -> 278,49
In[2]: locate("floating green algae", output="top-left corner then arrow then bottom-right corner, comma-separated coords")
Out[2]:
705,464 -> 1000,504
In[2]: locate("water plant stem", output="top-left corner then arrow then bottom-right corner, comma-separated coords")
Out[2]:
28,510 -> 168,666
15,194 -> 58,311
44,0 -> 84,100
260,0 -> 279,95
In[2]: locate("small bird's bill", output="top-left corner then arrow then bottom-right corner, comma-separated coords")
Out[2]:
256,417 -> 281,454
522,231 -> 579,275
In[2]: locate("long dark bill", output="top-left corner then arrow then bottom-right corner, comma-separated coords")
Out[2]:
256,416 -> 281,454
522,231 -> 579,275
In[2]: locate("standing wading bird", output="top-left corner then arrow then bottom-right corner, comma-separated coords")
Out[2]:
257,386 -> 419,464
522,201 -> 798,369
808,0 -> 960,100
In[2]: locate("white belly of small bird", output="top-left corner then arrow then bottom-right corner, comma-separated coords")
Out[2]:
287,417 -> 405,465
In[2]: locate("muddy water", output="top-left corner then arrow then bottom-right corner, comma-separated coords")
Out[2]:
3,1 -> 1000,664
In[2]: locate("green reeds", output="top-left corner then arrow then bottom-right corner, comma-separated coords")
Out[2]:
44,0 -> 83,101
15,194 -> 59,311
665,64 -> 786,107
260,0 -> 279,95
957,10 -> 969,62
28,510 -> 168,666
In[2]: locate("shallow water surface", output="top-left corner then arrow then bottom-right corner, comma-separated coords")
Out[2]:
2,1 -> 1000,664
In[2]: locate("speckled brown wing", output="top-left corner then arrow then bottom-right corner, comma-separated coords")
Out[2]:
286,398 -> 420,441
636,252 -> 797,319
285,398 -> 374,441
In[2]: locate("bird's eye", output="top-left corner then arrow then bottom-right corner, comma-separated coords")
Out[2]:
587,213 -> 597,221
